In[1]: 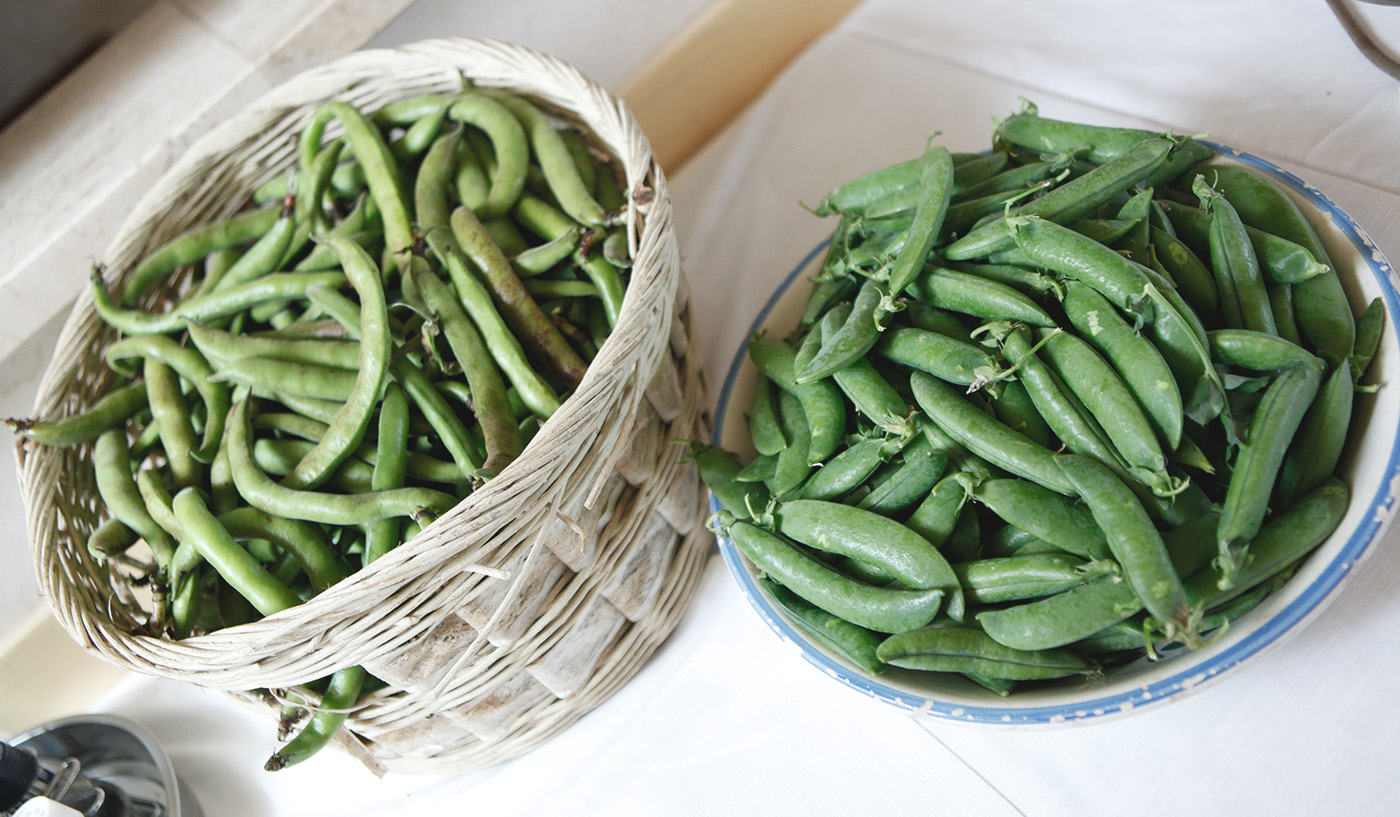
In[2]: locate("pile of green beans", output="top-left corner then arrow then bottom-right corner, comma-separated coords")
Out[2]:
7,84 -> 631,767
698,102 -> 1382,694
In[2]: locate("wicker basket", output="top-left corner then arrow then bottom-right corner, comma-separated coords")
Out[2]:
16,38 -> 711,775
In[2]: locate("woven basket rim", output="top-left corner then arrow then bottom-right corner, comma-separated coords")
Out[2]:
20,37 -> 687,689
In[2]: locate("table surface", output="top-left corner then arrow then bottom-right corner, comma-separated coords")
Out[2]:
8,1 -> 1400,814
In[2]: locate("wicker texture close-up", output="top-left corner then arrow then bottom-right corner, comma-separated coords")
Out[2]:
15,38 -> 711,775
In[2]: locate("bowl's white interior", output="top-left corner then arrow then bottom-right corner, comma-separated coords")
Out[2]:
711,144 -> 1400,724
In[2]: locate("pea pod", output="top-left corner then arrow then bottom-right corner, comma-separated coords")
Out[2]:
790,437 -> 888,501
884,144 -> 953,295
874,326 -> 999,389
1207,329 -> 1323,371
977,574 -> 1143,651
1039,329 -> 1180,497
944,137 -> 1176,260
692,443 -> 770,519
1216,367 -> 1322,581
856,438 -> 948,516
875,626 -> 1093,681
747,335 -> 846,465
1062,281 -> 1184,451
954,553 -> 1117,605
912,371 -> 1076,495
1186,478 -> 1348,608
727,519 -> 944,633
972,478 -> 1108,560
1055,453 -> 1197,644
761,578 -> 886,676
989,379 -> 1058,451
907,266 -> 1056,327
1197,165 -> 1354,359
746,372 -> 787,456
796,278 -> 897,384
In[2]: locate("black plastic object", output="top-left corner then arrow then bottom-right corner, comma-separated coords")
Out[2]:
0,740 -> 40,811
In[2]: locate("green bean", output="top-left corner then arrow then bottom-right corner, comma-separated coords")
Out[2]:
413,261 -> 521,479
211,358 -> 359,402
482,90 -> 606,224
511,227 -> 583,277
414,128 -> 464,234
1215,367 -> 1322,581
217,507 -> 345,594
187,322 -> 361,371
170,488 -> 301,617
522,279 -> 599,299
726,519 -> 944,633
228,400 -> 456,525
93,269 -> 348,335
392,360 -> 483,476
87,516 -> 139,559
7,381 -> 148,446
299,101 -> 414,264
390,101 -> 451,161
1055,453 -> 1196,644
735,454 -> 777,483
278,236 -> 390,489
363,382 -> 409,560
104,335 -> 228,462
143,359 -> 200,488
512,193 -> 626,326
264,665 -> 366,771
977,573 -> 1142,651
423,228 -> 563,418
119,206 -> 281,306
448,205 -> 589,386
876,626 -> 1092,680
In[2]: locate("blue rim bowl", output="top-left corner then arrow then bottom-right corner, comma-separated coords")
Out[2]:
710,142 -> 1400,725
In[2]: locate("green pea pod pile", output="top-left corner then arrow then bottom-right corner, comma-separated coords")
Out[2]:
7,88 -> 631,769
700,101 -> 1381,695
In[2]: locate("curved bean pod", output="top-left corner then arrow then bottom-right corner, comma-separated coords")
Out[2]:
228,400 -> 457,525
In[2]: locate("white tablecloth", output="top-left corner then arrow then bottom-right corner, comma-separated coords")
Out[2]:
90,1 -> 1400,814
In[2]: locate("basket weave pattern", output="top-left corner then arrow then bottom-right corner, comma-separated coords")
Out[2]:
16,39 -> 711,774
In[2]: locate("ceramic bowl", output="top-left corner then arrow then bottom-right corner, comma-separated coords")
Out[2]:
710,142 -> 1400,724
